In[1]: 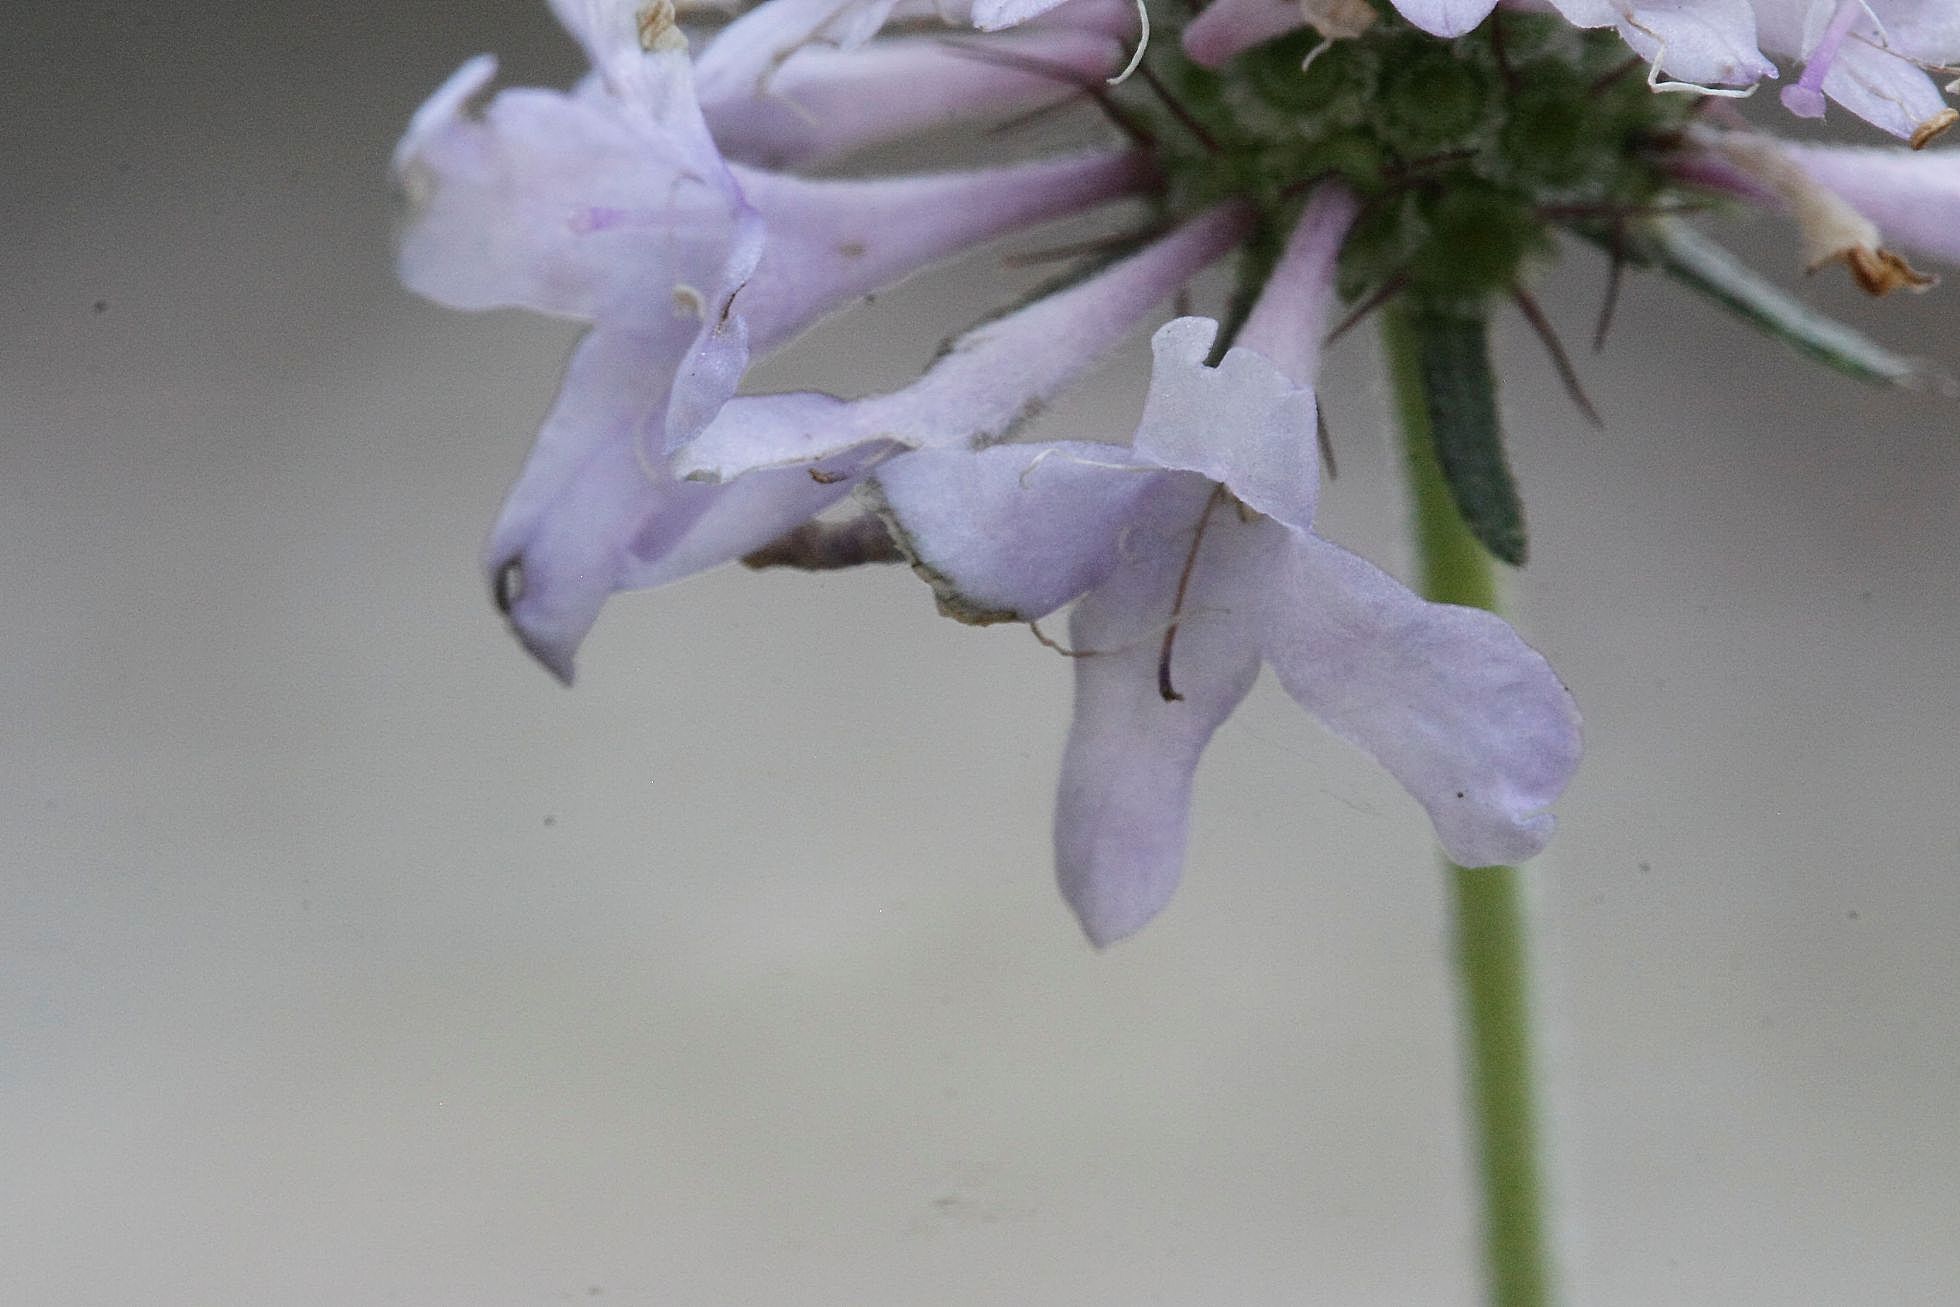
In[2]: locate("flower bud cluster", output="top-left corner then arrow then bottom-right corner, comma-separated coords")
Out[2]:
1136,11 -> 1698,302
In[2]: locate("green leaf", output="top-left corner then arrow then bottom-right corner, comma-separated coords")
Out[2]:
1409,306 -> 1529,568
1634,219 -> 1945,391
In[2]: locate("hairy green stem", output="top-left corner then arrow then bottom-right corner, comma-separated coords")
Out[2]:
1382,303 -> 1559,1307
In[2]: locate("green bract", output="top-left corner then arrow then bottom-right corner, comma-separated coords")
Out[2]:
1133,10 -> 1697,305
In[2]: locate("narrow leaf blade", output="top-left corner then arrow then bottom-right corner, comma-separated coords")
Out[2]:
1412,307 -> 1529,568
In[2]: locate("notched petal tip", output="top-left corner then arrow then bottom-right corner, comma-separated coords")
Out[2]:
394,55 -> 499,174
1150,315 -> 1221,367
1135,317 -> 1320,531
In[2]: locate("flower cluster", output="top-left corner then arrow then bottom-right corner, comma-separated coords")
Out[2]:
397,0 -> 1957,942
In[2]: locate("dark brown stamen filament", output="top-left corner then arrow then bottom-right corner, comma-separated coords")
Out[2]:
1381,149 -> 1479,182
936,39 -> 1157,148
1325,270 -> 1409,346
984,93 -> 1093,140
1489,12 -> 1521,94
1029,620 -> 1096,658
1593,221 -> 1628,353
1512,285 -> 1604,427
1001,228 -> 1162,268
1136,63 -> 1222,154
1589,55 -> 1644,95
1538,200 -> 1713,219
1157,483 -> 1230,703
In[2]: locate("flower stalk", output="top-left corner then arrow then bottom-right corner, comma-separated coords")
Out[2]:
1384,301 -> 1558,1307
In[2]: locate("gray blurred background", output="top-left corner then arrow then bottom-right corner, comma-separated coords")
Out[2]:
4,3 -> 1956,1303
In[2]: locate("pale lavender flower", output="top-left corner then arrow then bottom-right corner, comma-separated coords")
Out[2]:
744,187 -> 1582,943
397,0 -> 1634,945
394,0 -> 1148,678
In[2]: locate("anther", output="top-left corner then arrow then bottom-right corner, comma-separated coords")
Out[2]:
1911,107 -> 1959,149
1156,484 -> 1229,703
1707,130 -> 1938,296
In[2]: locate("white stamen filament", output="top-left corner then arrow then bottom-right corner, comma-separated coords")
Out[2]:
1621,18 -> 1759,97
1108,0 -> 1149,86
1017,446 -> 1160,486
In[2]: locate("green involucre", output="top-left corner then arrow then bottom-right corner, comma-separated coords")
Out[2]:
1129,9 -> 1696,307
